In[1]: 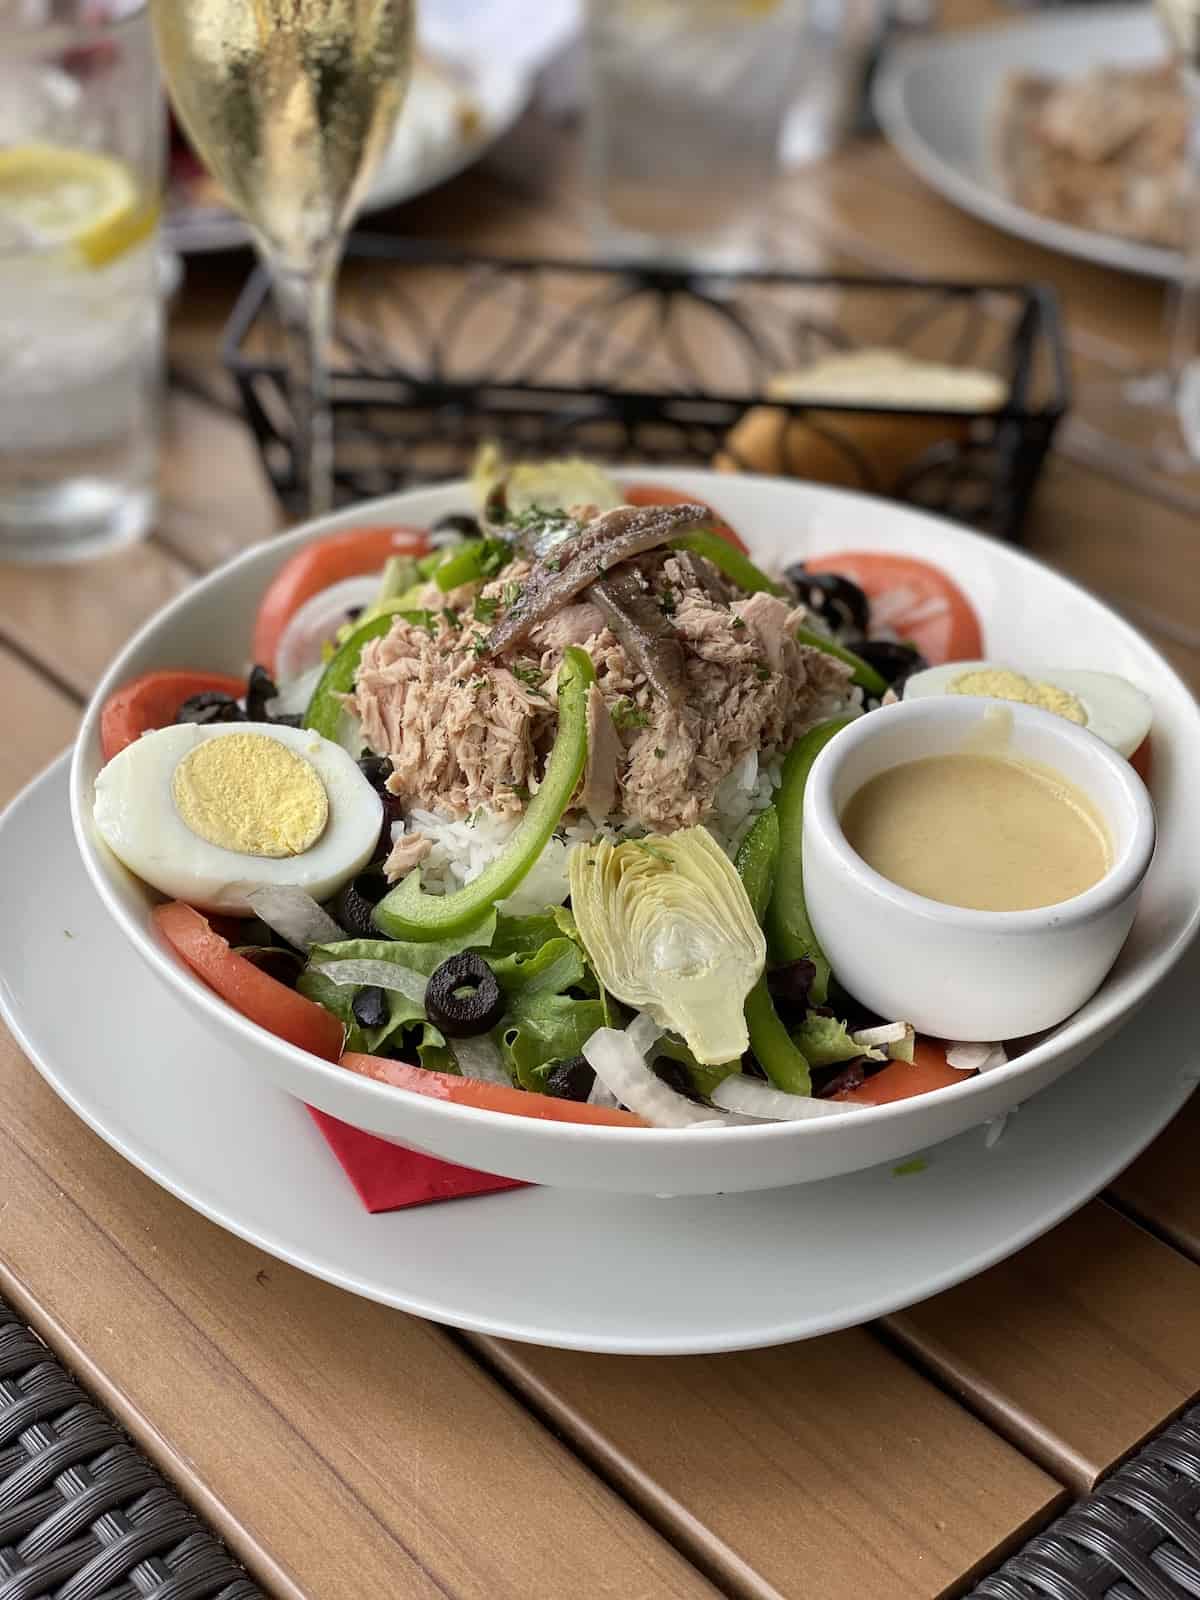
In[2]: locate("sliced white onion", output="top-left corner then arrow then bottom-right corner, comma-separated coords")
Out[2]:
266,661 -> 324,720
853,1021 -> 915,1062
453,1035 -> 510,1085
587,1076 -> 620,1109
275,576 -> 382,683
712,1076 -> 864,1120
582,1027 -> 714,1128
946,1041 -> 1007,1073
308,958 -> 429,1006
627,1011 -> 664,1059
333,705 -> 365,759
245,886 -> 345,952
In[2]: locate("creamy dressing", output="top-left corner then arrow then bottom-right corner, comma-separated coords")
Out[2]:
840,753 -> 1111,912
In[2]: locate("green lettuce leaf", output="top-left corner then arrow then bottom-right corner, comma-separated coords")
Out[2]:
655,1034 -> 739,1100
792,1013 -> 884,1067
489,935 -> 604,1091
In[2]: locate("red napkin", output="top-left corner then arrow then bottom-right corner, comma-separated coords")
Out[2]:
308,1108 -> 527,1212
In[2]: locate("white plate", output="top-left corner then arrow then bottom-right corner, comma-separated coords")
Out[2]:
3,756 -> 1197,1353
874,7 -> 1180,281
166,54 -> 532,255
68,473 -> 1200,1197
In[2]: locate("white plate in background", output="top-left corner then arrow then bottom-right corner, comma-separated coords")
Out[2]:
874,7 -> 1179,280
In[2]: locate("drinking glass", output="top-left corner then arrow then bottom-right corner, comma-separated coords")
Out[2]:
584,0 -> 808,272
151,0 -> 417,518
0,1 -> 164,563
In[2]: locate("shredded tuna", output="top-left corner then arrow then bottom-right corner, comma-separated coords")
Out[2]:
383,829 -> 434,881
353,546 -> 855,829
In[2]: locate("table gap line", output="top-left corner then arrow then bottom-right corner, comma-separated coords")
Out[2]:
1101,1187 -> 1200,1273
868,1319 -> 1094,1492
0,632 -> 86,709
0,1118 -> 471,1600
451,1330 -> 773,1600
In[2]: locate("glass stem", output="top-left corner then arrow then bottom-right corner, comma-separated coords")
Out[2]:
272,253 -> 337,519
1169,72 -> 1200,450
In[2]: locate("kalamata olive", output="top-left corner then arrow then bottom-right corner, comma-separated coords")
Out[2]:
424,952 -> 503,1038
331,872 -> 389,938
176,691 -> 245,727
783,565 -> 871,635
431,513 -> 482,541
852,638 -> 928,690
812,1058 -> 867,1099
544,1055 -> 596,1102
245,663 -> 283,723
352,985 -> 390,1030
357,756 -> 393,791
234,946 -> 304,986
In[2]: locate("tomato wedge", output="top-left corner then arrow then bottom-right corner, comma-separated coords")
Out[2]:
806,552 -> 983,665
154,902 -> 344,1062
253,524 -> 430,673
340,1053 -> 647,1127
622,484 -> 749,554
101,670 -> 247,763
834,1039 -> 971,1106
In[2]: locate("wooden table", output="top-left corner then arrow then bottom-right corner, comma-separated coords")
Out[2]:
3,7 -> 1200,1595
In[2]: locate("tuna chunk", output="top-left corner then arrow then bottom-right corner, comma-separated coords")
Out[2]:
383,829 -> 434,881
353,548 -> 855,830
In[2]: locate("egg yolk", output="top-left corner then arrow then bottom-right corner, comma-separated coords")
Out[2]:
172,733 -> 329,858
948,668 -> 1086,726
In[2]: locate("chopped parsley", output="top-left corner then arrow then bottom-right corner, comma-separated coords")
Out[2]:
503,580 -> 523,609
473,594 -> 499,623
512,661 -> 548,697
478,539 -> 510,579
441,607 -> 462,631
470,634 -> 489,658
654,747 -> 666,760
658,588 -> 677,615
731,615 -> 746,630
754,663 -> 771,682
544,556 -> 562,573
611,698 -> 649,731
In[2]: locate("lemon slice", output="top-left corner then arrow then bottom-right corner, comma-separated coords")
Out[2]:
0,143 -> 159,269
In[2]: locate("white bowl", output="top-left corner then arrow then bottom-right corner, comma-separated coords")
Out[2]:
70,473 -> 1200,1195
803,697 -> 1156,1040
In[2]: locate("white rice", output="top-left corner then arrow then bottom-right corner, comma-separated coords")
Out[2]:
390,749 -> 788,911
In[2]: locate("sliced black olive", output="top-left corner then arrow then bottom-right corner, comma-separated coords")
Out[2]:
176,691 -> 245,727
352,985 -> 390,1030
852,638 -> 928,690
358,755 -> 394,791
812,1058 -> 867,1099
233,946 -> 304,986
544,1055 -> 595,1102
425,952 -> 503,1038
431,512 -> 482,541
783,565 -> 870,635
245,664 -> 278,722
331,872 -> 389,938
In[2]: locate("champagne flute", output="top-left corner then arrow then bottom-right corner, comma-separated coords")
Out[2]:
152,0 -> 416,516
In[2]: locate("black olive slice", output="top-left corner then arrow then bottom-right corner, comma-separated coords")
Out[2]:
852,638 -> 928,690
783,565 -> 871,635
176,691 -> 245,727
331,872 -> 389,939
352,985 -> 390,1030
234,946 -> 304,986
425,952 -> 503,1038
544,1055 -> 595,1102
431,512 -> 482,540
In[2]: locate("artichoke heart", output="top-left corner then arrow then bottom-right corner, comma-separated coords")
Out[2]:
568,827 -> 767,1065
472,443 -> 624,528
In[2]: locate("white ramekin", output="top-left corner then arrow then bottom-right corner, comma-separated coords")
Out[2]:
802,696 -> 1156,1041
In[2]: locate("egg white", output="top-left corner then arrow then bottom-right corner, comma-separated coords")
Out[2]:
902,662 -> 1153,759
94,722 -> 383,913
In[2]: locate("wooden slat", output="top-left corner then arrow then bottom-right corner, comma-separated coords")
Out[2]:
0,540 -> 192,698
885,1202 -> 1200,1493
1112,1096 -> 1200,1261
0,645 -> 79,805
472,1331 -> 1064,1600
0,1028 -> 721,1600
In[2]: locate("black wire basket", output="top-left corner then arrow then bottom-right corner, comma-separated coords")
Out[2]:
222,235 -> 1070,541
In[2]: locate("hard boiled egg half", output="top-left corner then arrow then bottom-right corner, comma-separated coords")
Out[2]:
903,663 -> 1152,761
94,722 -> 382,914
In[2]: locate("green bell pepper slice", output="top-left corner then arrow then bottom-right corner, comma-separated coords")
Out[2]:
793,625 -> 888,696
670,530 -> 784,596
374,646 -> 596,940
765,715 -> 854,1004
433,537 -> 511,593
303,606 -> 433,742
734,805 -> 812,1095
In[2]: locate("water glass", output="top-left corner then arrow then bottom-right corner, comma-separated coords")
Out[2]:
0,0 -> 165,563
584,0 -> 808,271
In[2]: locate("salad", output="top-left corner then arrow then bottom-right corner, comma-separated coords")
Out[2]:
92,452 -> 1155,1129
